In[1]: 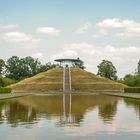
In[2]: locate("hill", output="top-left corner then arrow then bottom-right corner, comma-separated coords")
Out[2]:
71,68 -> 126,91
10,68 -> 63,93
10,67 -> 126,93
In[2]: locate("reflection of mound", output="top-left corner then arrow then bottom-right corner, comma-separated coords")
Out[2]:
17,94 -> 120,125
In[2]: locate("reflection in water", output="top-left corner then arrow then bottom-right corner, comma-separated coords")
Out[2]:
0,101 -> 38,127
0,102 -> 5,124
58,94 -> 74,126
0,94 -> 119,127
124,98 -> 140,119
98,101 -> 118,123
0,94 -> 140,140
5,103 -> 38,127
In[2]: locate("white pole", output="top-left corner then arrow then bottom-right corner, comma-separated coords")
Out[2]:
63,67 -> 65,91
69,67 -> 72,91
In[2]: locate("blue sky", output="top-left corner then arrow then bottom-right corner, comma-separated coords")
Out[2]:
0,0 -> 140,77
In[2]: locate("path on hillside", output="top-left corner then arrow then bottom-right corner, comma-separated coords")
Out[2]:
63,67 -> 71,92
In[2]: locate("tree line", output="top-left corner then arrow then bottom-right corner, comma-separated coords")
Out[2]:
0,56 -> 85,81
97,59 -> 140,87
0,56 -> 57,80
0,56 -> 140,87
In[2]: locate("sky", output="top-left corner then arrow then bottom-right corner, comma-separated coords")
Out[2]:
0,0 -> 140,78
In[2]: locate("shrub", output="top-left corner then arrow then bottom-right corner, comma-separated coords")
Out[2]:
122,73 -> 140,87
0,87 -> 11,93
124,87 -> 140,93
0,76 -> 16,87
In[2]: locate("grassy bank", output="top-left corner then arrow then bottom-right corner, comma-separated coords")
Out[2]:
0,76 -> 16,87
0,93 -> 33,100
101,92 -> 140,100
0,87 -> 11,93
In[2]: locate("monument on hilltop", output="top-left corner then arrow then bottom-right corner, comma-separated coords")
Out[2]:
54,58 -> 80,67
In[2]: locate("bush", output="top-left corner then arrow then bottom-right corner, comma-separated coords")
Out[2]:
124,87 -> 140,93
0,87 -> 11,93
122,73 -> 140,87
0,76 -> 16,87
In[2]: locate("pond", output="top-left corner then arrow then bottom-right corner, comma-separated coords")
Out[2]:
0,94 -> 140,140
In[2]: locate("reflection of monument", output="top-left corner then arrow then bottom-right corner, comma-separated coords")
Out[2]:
63,94 -> 71,120
58,94 -> 78,126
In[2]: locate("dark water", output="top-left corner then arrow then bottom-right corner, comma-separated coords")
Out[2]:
0,94 -> 140,140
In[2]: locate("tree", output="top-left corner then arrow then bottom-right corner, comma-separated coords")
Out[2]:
23,56 -> 41,76
74,58 -> 85,69
5,56 -> 42,80
97,60 -> 117,80
0,59 -> 5,75
5,56 -> 57,80
39,62 -> 57,73
123,73 -> 140,87
5,56 -> 21,80
123,74 -> 136,86
138,60 -> 140,73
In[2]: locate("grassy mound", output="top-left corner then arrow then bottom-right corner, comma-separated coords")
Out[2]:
71,68 -> 126,91
10,68 -> 63,92
10,67 -> 126,93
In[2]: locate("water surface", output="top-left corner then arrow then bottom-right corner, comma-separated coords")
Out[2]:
0,94 -> 140,140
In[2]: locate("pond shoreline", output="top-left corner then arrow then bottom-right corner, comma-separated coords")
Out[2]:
0,93 -> 34,100
100,92 -> 140,100
0,91 -> 140,100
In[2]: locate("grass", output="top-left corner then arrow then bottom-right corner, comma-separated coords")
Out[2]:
10,68 -> 63,92
0,87 -> 11,94
10,67 -> 127,93
71,68 -> 127,91
0,76 -> 16,87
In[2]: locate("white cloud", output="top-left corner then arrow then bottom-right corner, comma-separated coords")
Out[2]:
116,27 -> 140,37
97,18 -> 140,28
75,19 -> 140,37
36,26 -> 61,36
52,50 -> 78,60
2,32 -> 40,43
96,18 -> 140,37
52,43 -> 140,77
0,24 -> 19,29
76,23 -> 92,34
32,53 -> 43,58
64,109 -> 140,136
